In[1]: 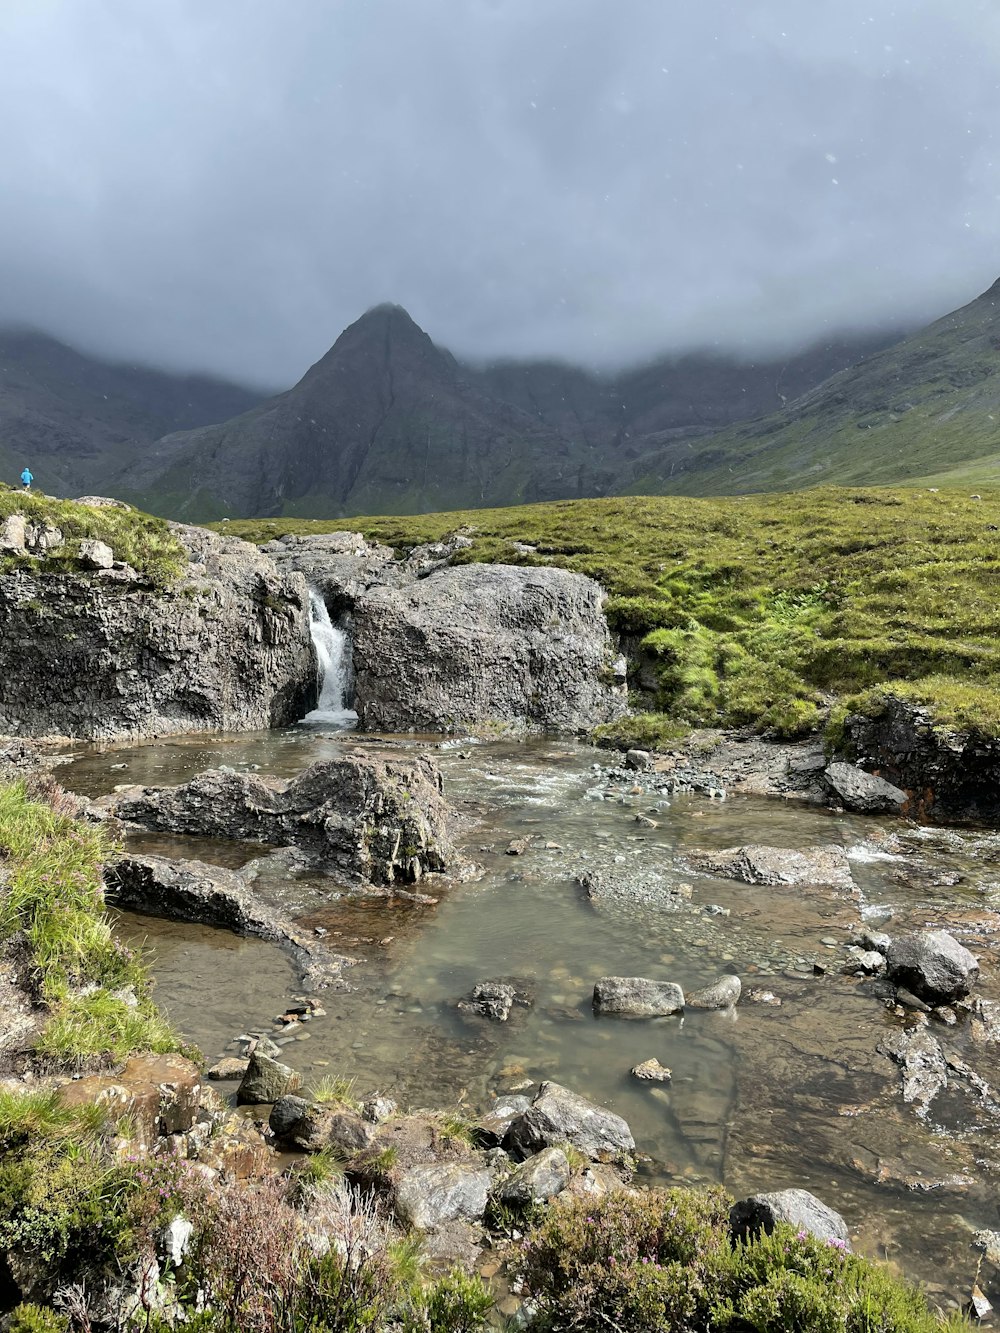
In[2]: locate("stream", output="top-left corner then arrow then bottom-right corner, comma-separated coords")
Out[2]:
60,724 -> 1000,1305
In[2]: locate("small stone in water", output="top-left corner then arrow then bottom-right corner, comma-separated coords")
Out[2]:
631,1059 -> 672,1082
821,937 -> 838,946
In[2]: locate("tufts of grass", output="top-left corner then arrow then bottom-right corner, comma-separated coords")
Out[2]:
219,487 -> 1000,743
0,780 -> 183,1063
310,1073 -> 360,1110
0,487 -> 186,587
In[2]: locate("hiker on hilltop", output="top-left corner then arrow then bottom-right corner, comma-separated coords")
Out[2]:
19,467 -> 32,490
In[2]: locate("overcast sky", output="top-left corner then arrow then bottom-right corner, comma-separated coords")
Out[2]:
1,1 -> 998,388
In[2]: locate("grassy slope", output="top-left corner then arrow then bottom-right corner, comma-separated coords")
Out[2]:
626,281 -> 1000,497
0,486 -> 187,586
220,487 -> 1000,740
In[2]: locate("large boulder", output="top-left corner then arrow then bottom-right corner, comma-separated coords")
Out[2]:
99,750 -> 456,884
351,563 -> 625,733
730,1189 -> 851,1248
504,1081 -> 635,1161
496,1147 -> 570,1206
884,930 -> 979,1004
823,762 -> 907,815
593,976 -> 685,1018
0,521 -> 314,740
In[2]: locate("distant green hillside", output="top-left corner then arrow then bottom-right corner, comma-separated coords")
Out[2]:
219,487 -> 1000,742
630,279 -> 1000,495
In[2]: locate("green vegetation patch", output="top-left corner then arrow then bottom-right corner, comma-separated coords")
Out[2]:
0,486 -> 186,587
0,779 -> 180,1062
218,487 -> 1000,741
514,1188 -> 968,1333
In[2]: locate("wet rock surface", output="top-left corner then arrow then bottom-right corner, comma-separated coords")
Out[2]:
0,522 -> 314,741
689,843 -> 857,892
687,974 -> 742,1010
885,930 -> 980,1004
99,750 -> 457,885
593,975 -> 685,1017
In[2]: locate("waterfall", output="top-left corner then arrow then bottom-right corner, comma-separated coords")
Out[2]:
300,590 -> 358,727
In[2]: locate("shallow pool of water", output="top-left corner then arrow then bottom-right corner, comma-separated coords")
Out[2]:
64,727 -> 1000,1301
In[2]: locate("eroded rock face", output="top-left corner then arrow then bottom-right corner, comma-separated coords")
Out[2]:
0,523 -> 314,740
352,564 -> 625,733
58,1054 -> 204,1147
100,750 -> 456,884
841,697 -> 1000,825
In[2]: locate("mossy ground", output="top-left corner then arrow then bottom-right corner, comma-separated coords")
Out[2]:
218,486 -> 1000,742
0,487 -> 186,586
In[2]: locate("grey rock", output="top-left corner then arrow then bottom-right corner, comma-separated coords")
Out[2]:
394,1161 -> 493,1229
689,844 -> 856,892
475,1096 -> 533,1148
362,1096 -> 398,1123
625,749 -> 654,771
842,947 -> 885,975
823,762 -> 907,815
730,1189 -> 851,1248
458,980 -> 532,1022
236,1052 -> 302,1105
0,515 -> 26,551
497,1147 -> 570,1205
504,1080 -> 635,1161
351,563 -> 625,733
885,930 -> 979,1004
269,1095 -> 313,1139
686,975 -> 741,1009
206,1057 -> 250,1081
593,976 -> 684,1018
161,1216 -> 193,1268
74,495 -> 132,510
859,929 -> 892,953
878,1028 -> 948,1117
0,522 -> 314,741
77,538 -> 114,570
263,530 -> 404,611
100,750 -> 456,884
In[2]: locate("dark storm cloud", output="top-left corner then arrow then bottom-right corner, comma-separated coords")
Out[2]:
1,0 -> 998,386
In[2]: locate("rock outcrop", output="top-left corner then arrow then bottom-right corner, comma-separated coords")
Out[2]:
264,532 -> 625,734
0,520 -> 314,740
99,750 -> 457,884
841,696 -> 1000,824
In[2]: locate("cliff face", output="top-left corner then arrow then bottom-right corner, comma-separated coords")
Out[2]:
0,519 -> 315,740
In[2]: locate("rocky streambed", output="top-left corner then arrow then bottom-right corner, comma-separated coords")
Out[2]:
55,724 -> 1000,1306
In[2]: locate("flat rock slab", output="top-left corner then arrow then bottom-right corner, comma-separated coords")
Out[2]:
394,1161 -> 493,1229
689,844 -> 856,892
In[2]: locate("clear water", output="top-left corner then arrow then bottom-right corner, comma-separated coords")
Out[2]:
63,728 -> 1000,1301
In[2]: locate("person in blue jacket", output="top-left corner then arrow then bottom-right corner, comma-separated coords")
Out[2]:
20,467 -> 32,490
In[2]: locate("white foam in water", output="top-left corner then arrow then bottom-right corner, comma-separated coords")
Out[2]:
300,590 -> 358,728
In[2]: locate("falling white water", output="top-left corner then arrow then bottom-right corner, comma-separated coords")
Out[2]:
300,590 -> 358,727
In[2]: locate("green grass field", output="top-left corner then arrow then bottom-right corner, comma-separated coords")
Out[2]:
219,486 -> 1000,742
